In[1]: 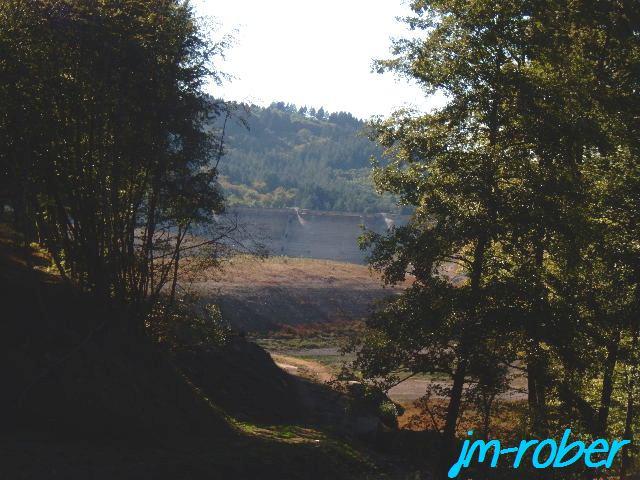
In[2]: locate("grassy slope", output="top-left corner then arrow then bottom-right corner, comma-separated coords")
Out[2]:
0,225 -> 394,480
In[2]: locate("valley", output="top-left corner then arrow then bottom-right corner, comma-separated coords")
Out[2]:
192,254 -> 461,417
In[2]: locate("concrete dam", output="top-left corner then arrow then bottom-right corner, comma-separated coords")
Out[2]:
223,206 -> 410,264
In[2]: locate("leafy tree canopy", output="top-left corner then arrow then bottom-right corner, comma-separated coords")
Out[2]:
215,101 -> 405,213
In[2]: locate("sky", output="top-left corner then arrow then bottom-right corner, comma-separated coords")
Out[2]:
193,0 -> 442,119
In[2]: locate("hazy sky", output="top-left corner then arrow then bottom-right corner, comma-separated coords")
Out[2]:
193,0 -> 441,119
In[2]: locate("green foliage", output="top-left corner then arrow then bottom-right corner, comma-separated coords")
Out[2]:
0,0 -> 227,312
149,296 -> 231,349
216,101 -> 403,213
354,0 -> 640,476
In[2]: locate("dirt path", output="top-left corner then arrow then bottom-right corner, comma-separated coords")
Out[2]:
271,351 -> 448,404
271,351 -> 527,404
271,353 -> 333,383
272,351 -> 452,404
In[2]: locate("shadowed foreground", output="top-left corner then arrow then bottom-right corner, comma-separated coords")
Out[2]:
0,225 -> 438,479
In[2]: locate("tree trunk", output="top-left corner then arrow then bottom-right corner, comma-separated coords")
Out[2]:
438,356 -> 468,479
169,225 -> 182,305
526,235 -> 548,435
437,235 -> 487,477
621,317 -> 638,479
597,328 -> 621,436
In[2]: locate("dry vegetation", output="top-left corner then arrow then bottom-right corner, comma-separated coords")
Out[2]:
190,255 -> 412,332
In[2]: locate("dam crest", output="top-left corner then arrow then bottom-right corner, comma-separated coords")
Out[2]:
225,206 -> 409,264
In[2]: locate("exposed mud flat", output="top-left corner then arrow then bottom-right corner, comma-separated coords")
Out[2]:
193,256 -> 410,332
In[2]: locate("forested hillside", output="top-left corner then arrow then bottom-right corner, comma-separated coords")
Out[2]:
217,102 -> 401,213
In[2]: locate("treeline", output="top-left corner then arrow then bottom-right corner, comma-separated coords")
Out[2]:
0,1 -> 226,322
353,1 -> 640,478
217,101 -> 402,213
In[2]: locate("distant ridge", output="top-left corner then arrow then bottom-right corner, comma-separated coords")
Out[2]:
216,101 -> 404,214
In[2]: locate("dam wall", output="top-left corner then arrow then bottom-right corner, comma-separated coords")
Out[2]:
224,206 -> 409,264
